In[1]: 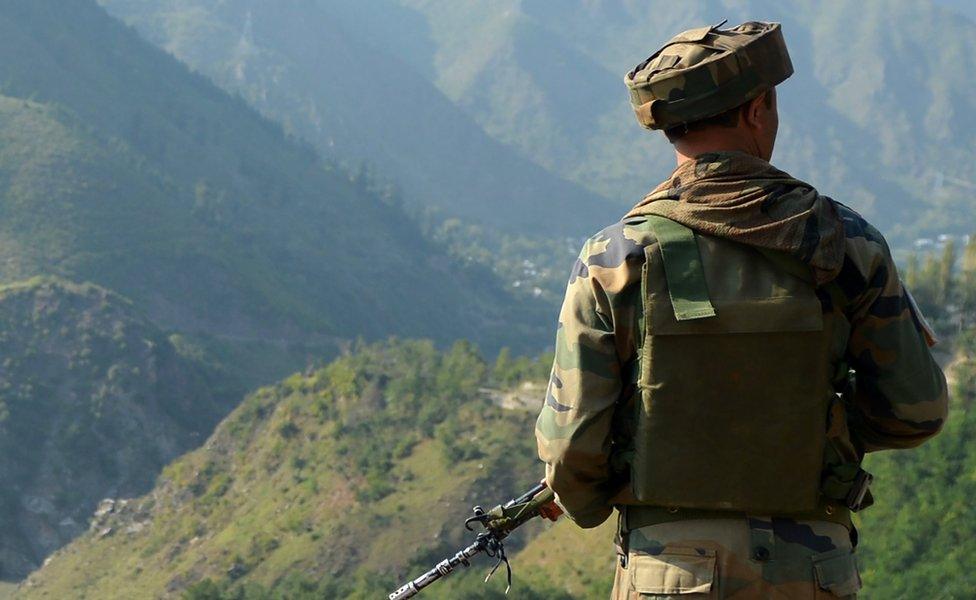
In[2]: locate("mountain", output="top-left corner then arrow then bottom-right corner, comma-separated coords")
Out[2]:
0,0 -> 552,581
16,340 -> 565,599
0,0 -> 546,352
97,0 -> 611,237
382,0 -> 976,248
0,277 -> 240,581
96,0 -> 976,304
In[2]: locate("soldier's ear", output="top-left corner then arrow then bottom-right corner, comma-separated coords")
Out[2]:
743,91 -> 771,129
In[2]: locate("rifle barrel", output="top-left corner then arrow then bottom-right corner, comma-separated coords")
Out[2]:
388,481 -> 553,598
388,539 -> 485,600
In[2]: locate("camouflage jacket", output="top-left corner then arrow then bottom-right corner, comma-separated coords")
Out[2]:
536,151 -> 949,528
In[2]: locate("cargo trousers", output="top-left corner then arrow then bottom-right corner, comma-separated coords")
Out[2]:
610,517 -> 860,599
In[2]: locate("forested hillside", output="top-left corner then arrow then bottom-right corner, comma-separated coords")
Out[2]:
853,237 -> 976,596
0,277 -> 240,579
0,0 -> 545,350
99,0 -> 976,307
97,0 -> 609,236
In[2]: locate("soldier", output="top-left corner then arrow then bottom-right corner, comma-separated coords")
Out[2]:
535,21 -> 948,599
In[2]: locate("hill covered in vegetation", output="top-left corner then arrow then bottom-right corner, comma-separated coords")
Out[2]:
97,0 -> 609,237
16,340 -> 570,598
98,0 -> 976,311
0,277 -> 241,580
0,0 -> 545,351
101,0 -> 976,248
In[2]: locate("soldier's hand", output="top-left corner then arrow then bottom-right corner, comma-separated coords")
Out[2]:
538,500 -> 563,521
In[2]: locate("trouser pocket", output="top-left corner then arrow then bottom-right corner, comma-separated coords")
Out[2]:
629,547 -> 717,598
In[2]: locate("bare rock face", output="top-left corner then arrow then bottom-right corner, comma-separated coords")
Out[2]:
480,381 -> 547,411
92,499 -> 116,520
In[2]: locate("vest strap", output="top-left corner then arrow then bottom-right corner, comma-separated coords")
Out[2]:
647,216 -> 716,321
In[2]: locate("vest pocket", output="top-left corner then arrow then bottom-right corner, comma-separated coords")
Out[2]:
630,547 -> 716,596
812,548 -> 862,597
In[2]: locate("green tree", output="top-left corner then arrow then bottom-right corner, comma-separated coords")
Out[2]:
938,239 -> 957,306
905,252 -> 919,290
493,347 -> 513,385
961,235 -> 976,323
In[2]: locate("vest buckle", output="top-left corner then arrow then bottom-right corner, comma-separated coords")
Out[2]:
844,469 -> 874,512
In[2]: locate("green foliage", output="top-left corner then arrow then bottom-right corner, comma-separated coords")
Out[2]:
858,330 -> 976,598
777,261 -> 976,598
182,564 -> 579,600
491,347 -> 554,388
962,238 -> 976,319
904,234 -> 976,333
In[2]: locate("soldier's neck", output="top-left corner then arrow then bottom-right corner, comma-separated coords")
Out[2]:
673,132 -> 767,165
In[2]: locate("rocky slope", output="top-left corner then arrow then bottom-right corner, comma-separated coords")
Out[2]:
0,278 -> 240,580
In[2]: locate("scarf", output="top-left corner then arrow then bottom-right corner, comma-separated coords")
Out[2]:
626,151 -> 846,284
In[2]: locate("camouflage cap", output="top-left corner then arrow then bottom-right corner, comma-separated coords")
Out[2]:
624,21 -> 793,130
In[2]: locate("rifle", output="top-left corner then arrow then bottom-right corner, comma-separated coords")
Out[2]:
388,481 -> 563,599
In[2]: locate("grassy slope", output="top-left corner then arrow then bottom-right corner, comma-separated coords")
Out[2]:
513,519 -> 616,598
0,0 -> 547,353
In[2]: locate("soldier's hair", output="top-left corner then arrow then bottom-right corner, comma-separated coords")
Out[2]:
664,89 -> 775,143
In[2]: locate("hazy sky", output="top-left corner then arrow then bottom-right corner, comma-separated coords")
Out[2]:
932,0 -> 976,22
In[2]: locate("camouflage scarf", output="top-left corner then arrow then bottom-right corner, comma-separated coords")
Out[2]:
626,151 -> 845,284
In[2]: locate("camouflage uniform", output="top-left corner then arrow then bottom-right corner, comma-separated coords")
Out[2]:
536,22 -> 948,599
610,518 -> 857,599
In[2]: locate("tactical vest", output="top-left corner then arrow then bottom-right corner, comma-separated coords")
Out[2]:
631,216 -> 837,513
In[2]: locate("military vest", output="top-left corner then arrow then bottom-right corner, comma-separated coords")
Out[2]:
631,216 -> 838,513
